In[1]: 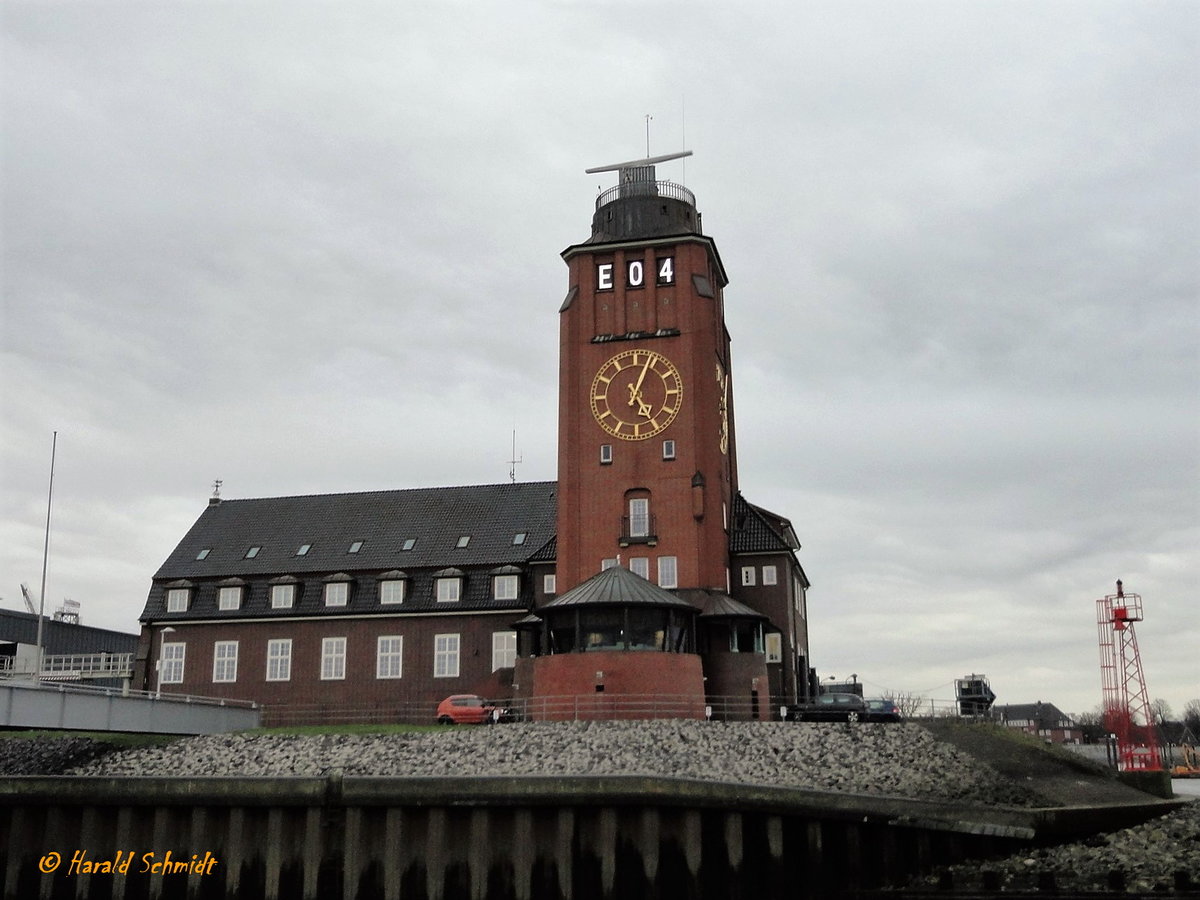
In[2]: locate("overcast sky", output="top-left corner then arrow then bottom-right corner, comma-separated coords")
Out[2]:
2,2 -> 1196,717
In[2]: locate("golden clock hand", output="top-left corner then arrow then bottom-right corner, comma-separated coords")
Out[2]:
629,354 -> 653,405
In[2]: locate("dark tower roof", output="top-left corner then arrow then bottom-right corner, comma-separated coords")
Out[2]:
584,151 -> 701,243
542,563 -> 695,610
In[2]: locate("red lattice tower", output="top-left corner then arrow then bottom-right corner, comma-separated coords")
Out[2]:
1096,580 -> 1161,771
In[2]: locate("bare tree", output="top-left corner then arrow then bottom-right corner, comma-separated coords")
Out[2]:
1150,697 -> 1174,726
882,691 -> 927,719
1183,699 -> 1200,738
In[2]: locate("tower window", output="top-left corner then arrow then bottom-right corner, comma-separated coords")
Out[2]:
741,566 -> 756,587
600,444 -> 613,465
629,557 -> 649,579
662,440 -> 676,460
628,498 -> 650,537
658,556 -> 678,589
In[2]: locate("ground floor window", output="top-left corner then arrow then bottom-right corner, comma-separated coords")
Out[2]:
377,636 -> 403,679
434,633 -> 460,678
212,640 -> 238,682
266,639 -> 292,681
160,642 -> 185,684
321,637 -> 346,680
492,631 -> 516,671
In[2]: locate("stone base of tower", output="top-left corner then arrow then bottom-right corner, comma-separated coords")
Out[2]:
701,652 -> 773,721
528,652 -> 706,721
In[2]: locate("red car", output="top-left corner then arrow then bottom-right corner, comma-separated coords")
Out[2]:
435,694 -> 506,725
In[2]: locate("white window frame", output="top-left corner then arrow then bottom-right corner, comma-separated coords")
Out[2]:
160,642 -> 185,684
628,498 -> 650,537
266,639 -> 292,682
321,637 -> 346,681
436,577 -> 462,603
379,580 -> 405,605
763,565 -> 778,586
493,574 -> 519,601
600,444 -> 613,465
166,588 -> 189,612
324,582 -> 349,607
741,566 -> 756,587
376,636 -> 403,679
491,631 -> 517,671
270,584 -> 295,609
765,633 -> 783,664
662,439 -> 676,460
658,556 -> 678,589
544,574 -> 557,595
212,640 -> 238,683
218,586 -> 242,611
434,633 -> 460,678
629,557 -> 650,579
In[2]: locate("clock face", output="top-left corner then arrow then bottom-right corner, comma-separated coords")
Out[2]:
591,349 -> 684,441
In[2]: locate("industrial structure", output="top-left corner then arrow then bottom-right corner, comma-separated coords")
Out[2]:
133,154 -> 812,724
1096,579 -> 1161,771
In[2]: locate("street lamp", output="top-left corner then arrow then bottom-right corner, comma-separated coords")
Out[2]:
155,626 -> 176,698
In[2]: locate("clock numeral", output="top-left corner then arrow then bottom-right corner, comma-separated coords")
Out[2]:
657,257 -> 675,285
627,260 -> 644,287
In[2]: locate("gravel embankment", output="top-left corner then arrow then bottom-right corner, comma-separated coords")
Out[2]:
54,721 -> 1038,806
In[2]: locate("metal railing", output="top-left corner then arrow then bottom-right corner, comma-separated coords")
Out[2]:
595,179 -> 695,211
0,652 -> 134,680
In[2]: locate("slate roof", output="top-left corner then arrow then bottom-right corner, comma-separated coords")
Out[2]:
674,590 -> 768,619
542,565 -> 695,610
996,702 -> 1077,728
154,482 -> 558,580
729,494 -> 800,554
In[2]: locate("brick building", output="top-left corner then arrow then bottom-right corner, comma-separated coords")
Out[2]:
134,154 -> 812,724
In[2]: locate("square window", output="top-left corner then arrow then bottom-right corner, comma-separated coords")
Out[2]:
380,580 -> 405,605
492,631 -> 517,671
662,440 -> 676,460
544,574 -> 557,595
377,636 -> 403,679
166,588 -> 189,612
658,556 -> 678,589
321,637 -> 346,680
271,584 -> 295,609
266,639 -> 292,681
763,565 -> 778,586
456,535 -> 471,548
629,557 -> 649,579
245,546 -> 261,559
218,586 -> 242,611
324,582 -> 349,607
296,544 -> 311,556
348,541 -> 363,553
213,641 -> 238,682
160,642 -> 185,684
436,578 -> 461,602
434,634 -> 460,678
513,532 -> 527,545
195,548 -> 211,561
741,566 -> 756,587
494,574 -> 519,601
401,538 -> 416,551
600,444 -> 613,465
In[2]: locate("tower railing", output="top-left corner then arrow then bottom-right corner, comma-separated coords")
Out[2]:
595,180 -> 695,211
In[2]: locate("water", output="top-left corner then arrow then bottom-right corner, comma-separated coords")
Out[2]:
1173,778 -> 1200,799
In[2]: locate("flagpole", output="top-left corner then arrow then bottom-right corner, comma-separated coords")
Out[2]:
34,431 -> 57,683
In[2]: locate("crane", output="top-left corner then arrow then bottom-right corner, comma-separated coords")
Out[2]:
19,583 -> 37,616
1096,580 -> 1161,771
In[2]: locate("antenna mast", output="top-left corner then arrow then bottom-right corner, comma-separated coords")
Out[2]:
507,431 -> 522,483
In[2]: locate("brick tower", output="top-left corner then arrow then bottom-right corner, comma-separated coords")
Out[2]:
556,151 -> 737,597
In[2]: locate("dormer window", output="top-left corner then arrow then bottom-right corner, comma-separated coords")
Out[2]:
434,568 -> 464,602
379,570 -> 407,605
491,567 -> 520,601
165,584 -> 191,612
323,574 -> 352,607
218,584 -> 243,611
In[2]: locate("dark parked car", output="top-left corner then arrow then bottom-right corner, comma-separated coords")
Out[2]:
788,692 -> 869,722
864,698 -> 903,723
